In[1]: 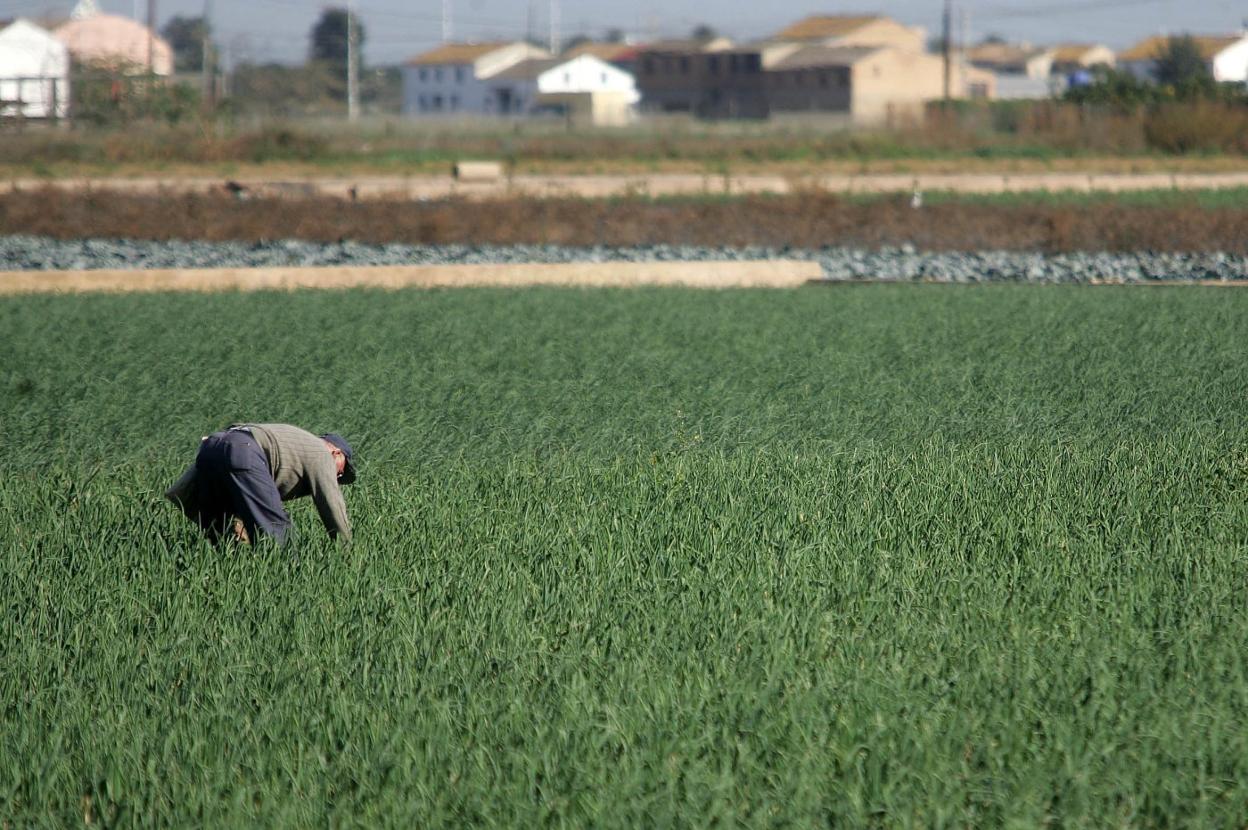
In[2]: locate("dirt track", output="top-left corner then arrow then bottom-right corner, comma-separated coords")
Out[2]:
7,170 -> 1248,201
0,260 -> 822,294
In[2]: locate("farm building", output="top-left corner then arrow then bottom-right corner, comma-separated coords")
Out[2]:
0,18 -> 69,118
767,45 -> 995,124
54,0 -> 172,75
1118,33 -> 1248,83
402,41 -> 551,117
486,53 -> 639,125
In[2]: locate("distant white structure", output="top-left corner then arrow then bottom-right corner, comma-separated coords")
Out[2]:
488,54 -> 639,124
54,0 -> 173,75
0,19 -> 70,118
1118,33 -> 1248,84
402,41 -> 551,116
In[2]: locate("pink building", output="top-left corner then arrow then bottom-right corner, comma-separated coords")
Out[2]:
54,0 -> 172,75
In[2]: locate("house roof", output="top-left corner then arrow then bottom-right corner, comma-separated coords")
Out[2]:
640,37 -> 732,53
562,42 -> 637,62
1118,34 -> 1243,62
1051,43 -> 1101,63
406,41 -> 514,66
770,15 -> 883,42
770,45 -> 882,70
967,42 -> 1051,67
490,57 -> 561,81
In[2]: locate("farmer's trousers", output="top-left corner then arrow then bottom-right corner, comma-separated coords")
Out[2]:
193,429 -> 291,543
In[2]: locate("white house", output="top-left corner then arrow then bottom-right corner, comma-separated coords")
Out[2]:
487,54 -> 639,124
0,19 -> 69,118
402,41 -> 551,116
1118,33 -> 1248,83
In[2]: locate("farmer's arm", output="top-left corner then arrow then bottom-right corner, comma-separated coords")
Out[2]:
307,461 -> 352,543
165,464 -> 199,510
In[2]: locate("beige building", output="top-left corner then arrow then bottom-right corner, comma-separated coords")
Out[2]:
768,45 -> 994,124
1050,43 -> 1115,74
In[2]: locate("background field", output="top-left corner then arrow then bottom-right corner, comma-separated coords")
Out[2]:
6,188 -> 1248,253
3,285 -> 1248,825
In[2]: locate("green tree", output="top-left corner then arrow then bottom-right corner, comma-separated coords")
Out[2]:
690,24 -> 717,41
1153,35 -> 1211,87
309,8 -> 364,69
161,15 -> 212,73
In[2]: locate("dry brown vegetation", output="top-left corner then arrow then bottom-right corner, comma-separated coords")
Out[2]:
4,188 -> 1248,253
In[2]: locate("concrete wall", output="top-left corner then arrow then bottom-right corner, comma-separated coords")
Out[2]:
851,49 -> 945,125
766,64 -> 852,113
637,49 -> 768,117
535,90 -> 637,126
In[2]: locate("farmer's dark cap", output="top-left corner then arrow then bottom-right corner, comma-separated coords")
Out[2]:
321,433 -> 357,485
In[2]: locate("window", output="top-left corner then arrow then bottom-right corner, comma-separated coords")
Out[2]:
432,94 -> 443,110
418,94 -> 427,109
746,54 -> 760,73
450,94 -> 459,110
680,56 -> 690,74
601,72 -> 607,84
708,55 -> 719,74
729,54 -> 740,73
564,72 -> 571,84
643,56 -> 655,74
455,67 -> 465,83
434,67 -> 443,82
419,68 -> 427,81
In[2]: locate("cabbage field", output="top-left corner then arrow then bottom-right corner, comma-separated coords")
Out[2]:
3,284 -> 1248,825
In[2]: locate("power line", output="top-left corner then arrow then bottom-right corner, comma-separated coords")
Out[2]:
975,0 -> 1171,20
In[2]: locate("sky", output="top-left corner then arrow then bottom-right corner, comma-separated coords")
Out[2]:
3,0 -> 1247,66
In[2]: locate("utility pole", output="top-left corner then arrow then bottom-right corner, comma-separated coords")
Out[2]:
347,0 -> 359,121
959,5 -> 967,98
941,0 -> 952,101
442,0 -> 452,42
549,0 -> 560,54
201,0 -> 214,107
147,0 -> 156,73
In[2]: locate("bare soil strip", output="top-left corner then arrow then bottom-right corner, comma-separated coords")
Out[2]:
0,261 -> 822,295
7,190 -> 1246,253
8,171 -> 1248,200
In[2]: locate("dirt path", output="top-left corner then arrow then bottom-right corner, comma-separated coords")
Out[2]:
0,260 -> 823,294
7,171 -> 1248,201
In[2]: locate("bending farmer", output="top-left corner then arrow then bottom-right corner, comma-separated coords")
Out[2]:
166,423 -> 356,544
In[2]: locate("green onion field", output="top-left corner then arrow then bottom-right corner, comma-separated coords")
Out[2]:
3,285 -> 1247,825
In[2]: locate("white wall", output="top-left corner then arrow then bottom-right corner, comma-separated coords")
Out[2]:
537,54 -> 637,99
0,19 -> 69,118
1212,36 -> 1248,82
